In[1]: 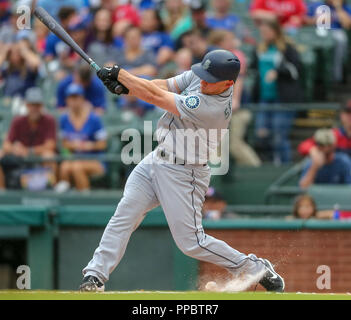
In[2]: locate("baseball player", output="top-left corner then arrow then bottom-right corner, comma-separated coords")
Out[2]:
79,49 -> 285,292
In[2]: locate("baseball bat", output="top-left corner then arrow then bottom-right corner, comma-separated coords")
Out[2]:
34,7 -> 123,94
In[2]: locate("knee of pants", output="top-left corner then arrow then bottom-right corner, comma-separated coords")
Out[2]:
173,233 -> 205,258
109,196 -> 147,230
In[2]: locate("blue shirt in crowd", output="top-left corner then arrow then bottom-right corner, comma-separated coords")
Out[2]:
0,68 -> 37,98
38,0 -> 87,19
57,74 -> 106,109
301,152 -> 351,184
59,112 -> 107,155
206,14 -> 240,31
307,2 -> 351,29
113,32 -> 174,54
0,9 -> 11,27
142,32 -> 174,53
44,33 -> 62,58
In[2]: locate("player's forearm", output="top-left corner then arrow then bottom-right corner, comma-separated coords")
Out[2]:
119,69 -> 166,106
151,79 -> 169,91
130,65 -> 157,77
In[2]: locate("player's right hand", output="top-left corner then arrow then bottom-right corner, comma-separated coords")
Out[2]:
97,65 -> 120,82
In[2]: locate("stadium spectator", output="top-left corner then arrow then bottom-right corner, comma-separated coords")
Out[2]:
44,7 -> 77,62
45,11 -> 92,79
100,0 -> 117,11
174,47 -> 193,74
117,95 -> 155,117
158,47 -> 193,79
189,0 -> 211,38
0,4 -> 37,56
161,0 -> 192,41
298,101 -> 351,158
0,39 -> 40,98
292,194 -> 351,220
117,26 -> 157,77
292,194 -> 317,219
87,8 -> 120,67
180,29 -> 217,64
0,4 -> 22,44
33,17 -> 49,55
299,129 -> 351,188
56,63 -> 106,114
37,0 -> 87,19
208,29 -> 261,167
0,0 -> 11,28
110,0 -> 141,37
250,0 -> 307,30
304,0 -> 351,82
0,87 -> 56,190
66,15 -> 91,61
206,0 -> 245,37
56,83 -> 107,192
140,9 -> 174,66
202,187 -> 237,220
252,19 -> 302,164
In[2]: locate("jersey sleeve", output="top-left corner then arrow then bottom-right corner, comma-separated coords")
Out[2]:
167,70 -> 194,93
174,93 -> 215,126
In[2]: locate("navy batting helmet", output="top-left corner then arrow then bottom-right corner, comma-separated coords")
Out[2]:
191,49 -> 241,83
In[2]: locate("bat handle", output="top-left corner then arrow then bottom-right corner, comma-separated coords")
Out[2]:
89,60 -> 101,72
114,85 -> 124,94
89,60 -> 123,94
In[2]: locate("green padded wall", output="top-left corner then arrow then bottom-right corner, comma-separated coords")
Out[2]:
58,227 -> 180,291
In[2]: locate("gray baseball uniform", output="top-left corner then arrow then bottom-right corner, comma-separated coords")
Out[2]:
83,70 -> 266,284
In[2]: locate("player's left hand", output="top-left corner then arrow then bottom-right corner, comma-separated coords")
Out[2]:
97,65 -> 121,82
103,79 -> 129,95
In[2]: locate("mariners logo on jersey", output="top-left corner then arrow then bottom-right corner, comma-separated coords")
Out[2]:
185,95 -> 200,110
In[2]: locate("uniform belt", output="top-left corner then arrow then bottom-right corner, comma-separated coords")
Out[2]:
156,148 -> 207,167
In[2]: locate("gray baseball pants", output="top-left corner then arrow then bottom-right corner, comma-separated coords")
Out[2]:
83,151 -> 266,283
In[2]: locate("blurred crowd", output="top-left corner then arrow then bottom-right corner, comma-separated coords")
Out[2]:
0,0 -> 351,193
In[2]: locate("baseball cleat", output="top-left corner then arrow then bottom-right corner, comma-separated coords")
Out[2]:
259,259 -> 285,292
79,275 -> 105,292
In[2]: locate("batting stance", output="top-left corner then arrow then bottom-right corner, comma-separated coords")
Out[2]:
80,49 -> 284,292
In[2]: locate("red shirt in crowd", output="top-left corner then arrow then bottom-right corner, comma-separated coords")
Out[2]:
7,114 -> 56,147
250,0 -> 307,27
112,4 -> 140,26
298,127 -> 351,157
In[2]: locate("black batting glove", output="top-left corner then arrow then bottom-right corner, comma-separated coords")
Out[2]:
103,79 -> 129,95
97,65 -> 121,82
